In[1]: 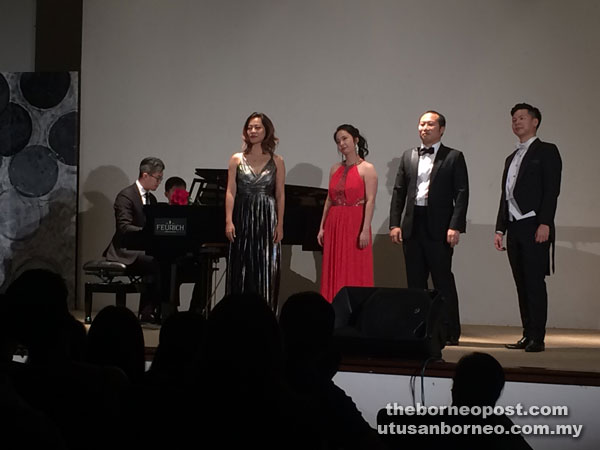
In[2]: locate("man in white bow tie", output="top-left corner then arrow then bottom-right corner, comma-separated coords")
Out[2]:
494,103 -> 562,353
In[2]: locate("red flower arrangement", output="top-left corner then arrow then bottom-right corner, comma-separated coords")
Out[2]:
170,188 -> 190,205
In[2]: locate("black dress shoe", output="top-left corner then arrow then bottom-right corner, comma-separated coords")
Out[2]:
138,312 -> 157,324
525,340 -> 545,352
445,337 -> 459,346
505,337 -> 529,349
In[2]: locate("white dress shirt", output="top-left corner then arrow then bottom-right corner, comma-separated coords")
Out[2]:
415,141 -> 441,206
506,136 -> 537,221
136,180 -> 149,204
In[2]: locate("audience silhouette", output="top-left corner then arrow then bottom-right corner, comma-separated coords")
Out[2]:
2,271 -> 545,450
3,269 -> 131,450
86,305 -> 146,384
279,291 -> 387,450
146,310 -> 205,385
378,351 -> 533,449
202,292 -> 318,449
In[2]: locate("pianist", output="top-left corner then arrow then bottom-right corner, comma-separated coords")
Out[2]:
103,157 -> 166,324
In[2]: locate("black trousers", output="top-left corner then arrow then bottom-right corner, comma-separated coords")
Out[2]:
402,206 -> 461,339
127,254 -> 175,318
506,217 -> 550,341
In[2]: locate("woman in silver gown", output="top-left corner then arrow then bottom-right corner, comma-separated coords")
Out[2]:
225,112 -> 285,311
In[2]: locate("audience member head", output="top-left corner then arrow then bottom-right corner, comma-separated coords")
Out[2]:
242,112 -> 278,155
334,124 -> 369,159
138,156 -> 165,192
451,352 -> 505,407
5,269 -> 74,364
279,291 -> 334,358
164,176 -> 188,205
86,305 -> 146,383
279,291 -> 340,379
149,311 -> 205,379
206,293 -> 282,386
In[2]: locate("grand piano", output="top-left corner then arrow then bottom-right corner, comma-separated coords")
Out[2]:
136,168 -> 327,314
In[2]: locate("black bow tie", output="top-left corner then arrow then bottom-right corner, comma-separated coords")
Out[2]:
419,147 -> 434,156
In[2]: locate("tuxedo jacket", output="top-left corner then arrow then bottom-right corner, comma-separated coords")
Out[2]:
104,183 -> 157,265
389,144 -> 469,241
495,138 -> 562,234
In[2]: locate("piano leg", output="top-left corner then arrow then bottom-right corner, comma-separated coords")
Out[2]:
188,253 -> 223,318
189,257 -> 210,318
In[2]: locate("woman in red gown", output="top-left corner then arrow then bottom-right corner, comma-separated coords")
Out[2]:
318,124 -> 378,303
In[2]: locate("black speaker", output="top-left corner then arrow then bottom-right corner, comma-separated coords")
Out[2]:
331,287 -> 445,360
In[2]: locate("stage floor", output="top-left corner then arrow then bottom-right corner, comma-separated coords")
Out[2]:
338,324 -> 600,386
74,310 -> 600,386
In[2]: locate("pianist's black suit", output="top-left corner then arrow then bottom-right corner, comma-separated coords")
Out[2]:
104,183 -> 156,264
104,183 -> 160,317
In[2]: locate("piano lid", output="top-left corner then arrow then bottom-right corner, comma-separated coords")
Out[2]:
190,168 -> 327,207
193,168 -> 228,188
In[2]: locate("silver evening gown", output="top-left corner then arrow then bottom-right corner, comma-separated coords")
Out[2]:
226,155 -> 280,311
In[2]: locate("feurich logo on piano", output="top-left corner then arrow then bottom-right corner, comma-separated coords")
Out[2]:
154,218 -> 187,236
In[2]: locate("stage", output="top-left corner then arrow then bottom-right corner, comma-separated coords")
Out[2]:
337,324 -> 600,387
74,309 -> 600,387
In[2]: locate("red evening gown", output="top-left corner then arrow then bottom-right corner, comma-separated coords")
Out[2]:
320,163 -> 374,303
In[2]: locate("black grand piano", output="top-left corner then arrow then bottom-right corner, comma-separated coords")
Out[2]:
136,168 -> 327,314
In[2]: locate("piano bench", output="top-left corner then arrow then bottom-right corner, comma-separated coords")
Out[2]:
83,260 -> 144,324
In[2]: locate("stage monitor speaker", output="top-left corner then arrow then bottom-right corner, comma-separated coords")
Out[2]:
331,287 -> 445,360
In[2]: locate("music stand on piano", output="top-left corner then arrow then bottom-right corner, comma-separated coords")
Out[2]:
189,168 -> 227,206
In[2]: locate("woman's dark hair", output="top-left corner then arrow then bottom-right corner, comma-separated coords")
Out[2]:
334,124 -> 369,159
242,112 -> 279,156
86,305 -> 146,383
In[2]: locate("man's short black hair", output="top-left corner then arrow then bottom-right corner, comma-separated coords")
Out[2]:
423,110 -> 446,128
138,157 -> 165,178
165,176 -> 186,192
511,103 -> 542,129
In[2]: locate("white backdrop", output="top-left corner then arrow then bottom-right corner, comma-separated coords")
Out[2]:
79,0 -> 600,328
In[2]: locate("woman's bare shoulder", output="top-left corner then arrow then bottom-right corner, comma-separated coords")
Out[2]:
359,160 -> 377,174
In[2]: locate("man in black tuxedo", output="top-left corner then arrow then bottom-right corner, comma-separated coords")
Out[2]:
495,103 -> 562,353
104,157 -> 165,323
389,111 -> 469,345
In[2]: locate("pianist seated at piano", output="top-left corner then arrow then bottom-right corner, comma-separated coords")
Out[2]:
225,112 -> 285,312
103,157 -> 167,324
164,176 -> 189,205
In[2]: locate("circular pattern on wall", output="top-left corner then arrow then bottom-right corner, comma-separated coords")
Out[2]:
0,74 -> 8,116
0,189 -> 42,241
0,102 -> 33,157
49,111 -> 78,166
20,72 -> 71,109
8,145 -> 59,197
